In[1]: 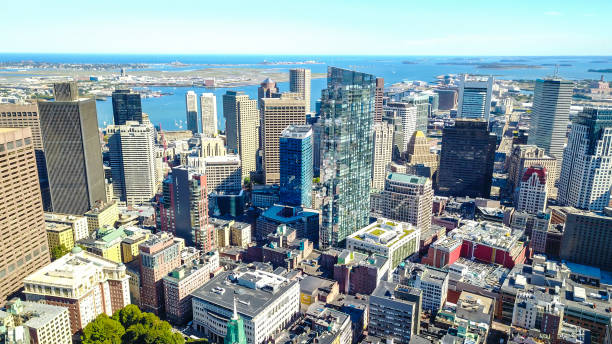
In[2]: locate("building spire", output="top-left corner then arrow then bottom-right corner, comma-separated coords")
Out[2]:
232,297 -> 239,320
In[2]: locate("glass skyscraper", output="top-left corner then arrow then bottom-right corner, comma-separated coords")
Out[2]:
111,89 -> 142,125
319,67 -> 376,249
279,124 -> 313,207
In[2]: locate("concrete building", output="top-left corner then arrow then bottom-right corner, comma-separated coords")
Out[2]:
457,75 -> 493,122
256,205 -> 319,244
0,127 -> 50,303
455,291 -> 494,325
333,249 -> 390,295
558,107 -> 612,211
405,131 -> 439,179
120,226 -> 151,263
191,268 -> 300,344
299,276 -> 339,311
23,247 -> 130,334
138,232 -> 182,315
200,136 -> 226,157
512,291 -> 564,340
516,166 -> 548,214
384,102 -> 417,153
506,145 -> 557,197
275,303 -> 351,344
46,222 -> 74,253
38,82 -> 106,215
279,124 -> 313,207
200,93 -> 217,137
79,225 -> 127,263
371,121 -> 393,191
403,93 -> 430,133
561,209 -> 612,271
393,262 -> 449,312
257,78 -> 279,108
0,299 -> 71,344
107,121 -> 157,205
435,88 -> 458,111
346,218 -> 420,268
223,91 -> 259,179
186,90 -> 199,134
203,155 -> 242,193
369,281 -> 422,344
289,68 -> 311,112
111,89 -> 142,125
44,212 -> 89,243
84,201 -> 119,233
374,77 -> 384,122
163,251 -> 220,324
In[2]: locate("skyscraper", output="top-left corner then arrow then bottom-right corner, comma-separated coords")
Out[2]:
457,75 -> 493,122
38,82 -> 106,214
527,78 -> 573,176
374,77 -> 384,122
561,208 -> 612,271
0,127 -> 50,302
223,91 -> 259,180
405,131 -> 439,179
404,93 -> 430,133
371,121 -> 393,191
111,89 -> 142,125
385,102 -> 417,154
0,103 -> 51,210
320,67 -> 375,249
507,145 -> 557,198
200,93 -> 218,137
289,68 -> 311,112
279,124 -> 313,207
107,121 -> 157,205
186,90 -> 199,134
257,78 -> 279,108
558,107 -> 612,211
437,119 -> 496,198
261,93 -> 307,184
516,166 -> 548,214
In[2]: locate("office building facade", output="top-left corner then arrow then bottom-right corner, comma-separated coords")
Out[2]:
369,282 -> 422,344
111,89 -> 142,125
507,145 -> 557,197
457,75 -> 493,122
561,210 -> 612,271
374,77 -> 384,122
279,124 -> 313,207
200,93 -> 217,137
371,121 -> 393,191
223,91 -> 259,180
289,68 -> 311,112
203,155 -> 242,193
186,91 -> 199,134
384,102 -> 417,154
516,167 -> 548,214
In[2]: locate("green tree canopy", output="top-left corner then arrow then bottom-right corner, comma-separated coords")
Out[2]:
82,314 -> 125,344
50,244 -> 70,260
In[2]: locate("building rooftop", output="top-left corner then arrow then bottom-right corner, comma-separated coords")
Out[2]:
3,299 -> 67,330
44,212 -> 85,223
84,201 -> 116,215
449,220 -> 523,251
45,222 -> 71,233
448,257 -> 510,292
261,205 -> 319,224
336,249 -> 388,270
371,281 -> 421,304
349,218 -> 416,248
280,124 -> 312,139
387,172 -> 428,185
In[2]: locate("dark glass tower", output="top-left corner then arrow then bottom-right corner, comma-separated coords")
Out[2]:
319,67 -> 375,249
279,124 -> 313,207
436,119 -> 496,198
111,89 -> 143,125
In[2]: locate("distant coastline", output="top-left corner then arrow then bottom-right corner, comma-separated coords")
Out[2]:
588,68 -> 612,73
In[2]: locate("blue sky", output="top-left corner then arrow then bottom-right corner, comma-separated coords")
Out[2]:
3,0 -> 611,55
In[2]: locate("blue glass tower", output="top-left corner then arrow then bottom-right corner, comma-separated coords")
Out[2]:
279,125 -> 313,207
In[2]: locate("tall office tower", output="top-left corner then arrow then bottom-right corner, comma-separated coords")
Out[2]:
527,78 -> 573,176
185,90 -> 199,134
312,120 -> 322,177
405,131 -> 438,179
0,103 -> 51,209
107,121 -> 157,205
159,166 -> 212,249
138,232 -> 182,315
319,67 -> 375,249
200,93 -> 217,137
279,125 -> 313,207
558,107 -> 612,211
385,102 -> 417,154
427,92 -> 439,117
371,122 -> 393,191
369,282 -> 422,343
382,108 -> 405,160
404,94 -> 430,132
457,75 -> 493,122
515,167 -> 548,214
434,88 -> 458,111
203,155 -> 242,193
373,173 -> 433,233
561,209 -> 612,271
437,119 -> 496,198
374,77 -> 384,122
200,136 -> 226,157
111,89 -> 142,125
0,127 -> 50,302
257,78 -> 279,107
289,68 -> 311,112
223,91 -> 259,180
38,82 -> 106,215
507,145 -> 557,197
261,93 -> 307,184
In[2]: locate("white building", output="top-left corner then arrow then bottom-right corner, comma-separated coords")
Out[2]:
371,122 -> 393,191
457,75 -> 493,123
385,102 -> 417,152
44,212 -> 89,242
191,268 -> 300,344
1,299 -> 72,344
392,262 -> 449,312
203,155 -> 242,193
107,121 -> 158,205
200,93 -> 218,137
516,166 -> 548,214
512,291 -> 564,332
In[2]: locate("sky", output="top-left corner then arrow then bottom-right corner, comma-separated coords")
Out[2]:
3,0 -> 612,55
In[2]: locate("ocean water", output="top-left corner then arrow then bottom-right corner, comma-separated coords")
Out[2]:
1,54 -> 611,130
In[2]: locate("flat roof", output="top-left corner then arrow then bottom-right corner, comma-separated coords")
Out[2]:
387,173 -> 428,185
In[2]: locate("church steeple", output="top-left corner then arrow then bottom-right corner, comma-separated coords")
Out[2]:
224,297 -> 247,344
232,297 -> 239,320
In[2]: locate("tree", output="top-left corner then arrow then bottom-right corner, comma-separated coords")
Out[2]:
313,177 -> 320,184
111,304 -> 142,329
81,314 -> 125,344
51,244 -> 69,260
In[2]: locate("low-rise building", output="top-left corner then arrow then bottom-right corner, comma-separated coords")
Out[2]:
0,299 -> 72,344
78,225 -> 127,263
84,201 -> 119,233
230,222 -> 252,248
299,276 -> 339,312
392,262 -> 449,312
333,249 -> 390,295
44,212 -> 89,243
256,204 -> 319,244
46,223 -> 74,253
120,226 -> 151,263
369,281 -> 422,344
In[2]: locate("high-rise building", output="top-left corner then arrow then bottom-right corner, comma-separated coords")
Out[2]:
38,82 -> 106,214
527,78 -> 573,170
437,119 -> 496,198
200,93 -> 217,137
404,93 -> 430,133
560,209 -> 612,271
159,166 -> 212,250
203,155 -> 242,193
558,107 -> 612,211
107,121 -> 157,205
385,102 -> 417,154
507,145 -> 557,197
290,68 -> 311,112
279,124 -> 313,207
457,75 -> 493,122
372,173 -> 433,233
405,131 -> 439,179
516,166 -> 548,214
434,88 -> 458,111
223,91 -> 259,180
374,77 -> 384,122
371,121 -> 393,191
319,67 -> 375,248
0,103 -> 51,209
257,78 -> 279,108
23,247 -> 130,334
369,281 -> 422,344
261,93 -> 307,184
111,89 -> 142,125
0,127 -> 51,302
186,91 -> 199,134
